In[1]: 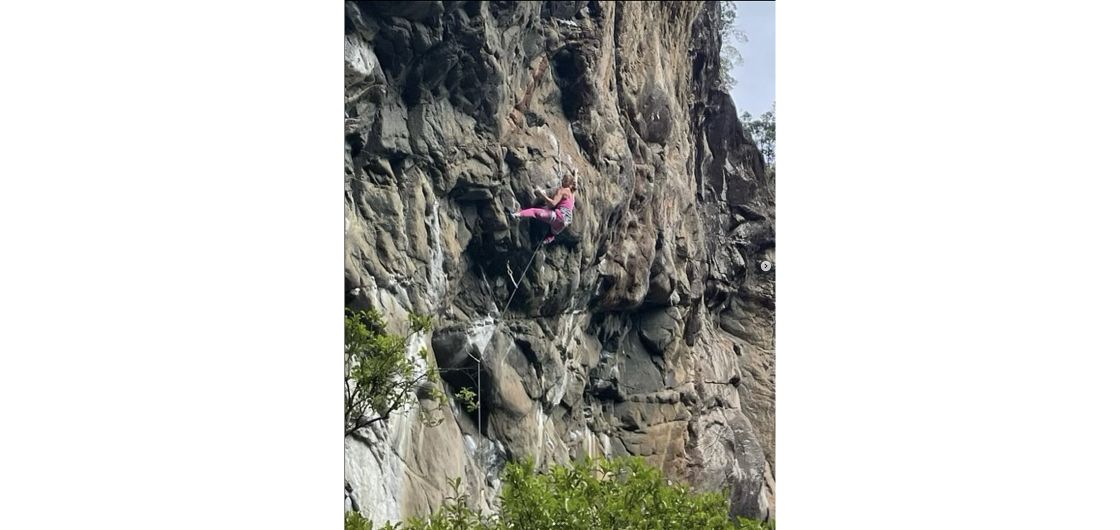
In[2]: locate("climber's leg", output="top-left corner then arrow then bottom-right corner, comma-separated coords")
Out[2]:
547,214 -> 566,233
543,214 -> 568,244
517,207 -> 554,223
514,208 -> 564,244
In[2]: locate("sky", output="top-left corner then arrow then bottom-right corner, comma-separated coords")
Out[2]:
728,1 -> 775,119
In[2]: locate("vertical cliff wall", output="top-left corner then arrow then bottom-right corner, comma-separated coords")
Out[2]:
343,1 -> 774,524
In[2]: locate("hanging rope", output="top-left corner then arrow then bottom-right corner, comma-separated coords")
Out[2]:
465,58 -> 576,498
500,232 -> 553,315
461,221 -> 566,503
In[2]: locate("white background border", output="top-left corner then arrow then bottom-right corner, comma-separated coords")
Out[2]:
1,1 -> 1118,528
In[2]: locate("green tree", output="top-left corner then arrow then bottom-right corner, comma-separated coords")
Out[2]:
718,1 -> 749,91
360,457 -> 774,530
741,103 -> 776,167
344,308 -> 442,436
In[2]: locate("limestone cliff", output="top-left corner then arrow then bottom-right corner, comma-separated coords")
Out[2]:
343,1 -> 775,524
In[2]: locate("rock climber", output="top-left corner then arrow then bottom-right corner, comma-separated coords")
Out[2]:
509,172 -> 577,244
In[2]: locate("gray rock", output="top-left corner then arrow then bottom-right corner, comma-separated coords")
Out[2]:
344,1 -> 775,524
361,1 -> 444,22
637,307 -> 681,356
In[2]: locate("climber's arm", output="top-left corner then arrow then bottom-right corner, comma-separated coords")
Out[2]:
536,187 -> 561,207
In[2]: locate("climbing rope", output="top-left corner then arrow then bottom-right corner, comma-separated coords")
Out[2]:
463,56 -> 575,496
499,230 -> 556,315
459,223 -> 566,503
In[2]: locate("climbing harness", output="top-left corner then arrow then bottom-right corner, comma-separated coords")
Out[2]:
555,206 -> 573,227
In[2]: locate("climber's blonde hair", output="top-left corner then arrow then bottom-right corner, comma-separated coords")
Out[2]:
563,171 -> 578,191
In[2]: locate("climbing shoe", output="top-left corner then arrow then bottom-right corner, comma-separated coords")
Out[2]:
508,210 -> 519,222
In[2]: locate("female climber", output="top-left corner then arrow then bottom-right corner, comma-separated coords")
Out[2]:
509,173 -> 577,244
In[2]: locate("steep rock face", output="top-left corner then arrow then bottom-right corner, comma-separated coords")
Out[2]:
344,1 -> 775,524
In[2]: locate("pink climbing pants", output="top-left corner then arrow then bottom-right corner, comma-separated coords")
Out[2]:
517,207 -> 566,233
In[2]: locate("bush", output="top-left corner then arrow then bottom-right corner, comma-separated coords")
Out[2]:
346,511 -> 374,530
454,387 -> 479,413
344,308 -> 443,435
364,457 -> 773,530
